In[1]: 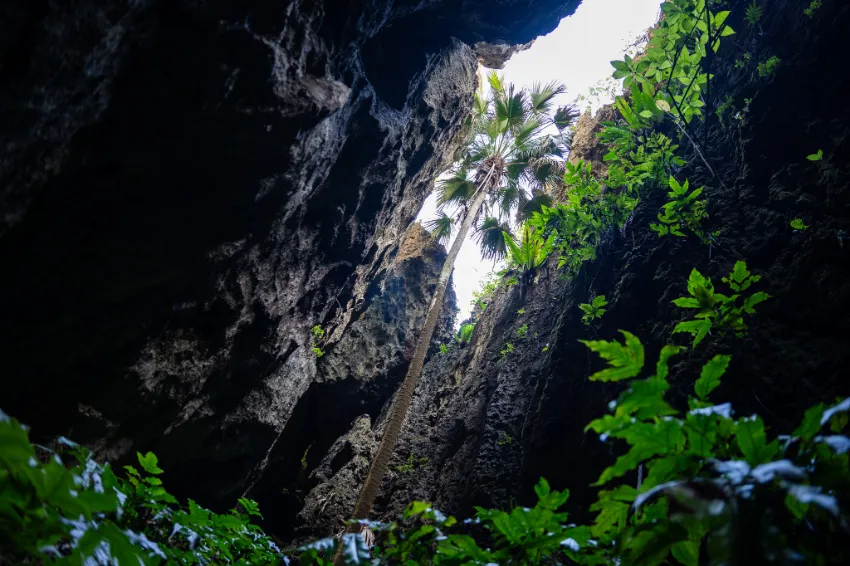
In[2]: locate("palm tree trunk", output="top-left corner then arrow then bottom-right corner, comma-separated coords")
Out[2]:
348,171 -> 492,523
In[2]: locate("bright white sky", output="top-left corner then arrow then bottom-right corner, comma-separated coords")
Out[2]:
416,0 -> 662,324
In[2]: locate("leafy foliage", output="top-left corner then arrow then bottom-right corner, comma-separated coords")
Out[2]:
0,413 -> 284,565
395,453 -> 428,475
757,56 -> 781,78
671,262 -> 770,346
312,325 -> 326,357
580,330 -> 645,382
425,213 -> 454,245
650,176 -> 712,244
804,0 -> 822,17
807,149 -> 824,162
745,0 -> 763,26
790,218 -> 809,231
296,331 -> 849,565
516,324 -> 530,339
457,322 -> 475,344
500,342 -> 515,358
503,224 -> 554,273
579,295 -> 609,325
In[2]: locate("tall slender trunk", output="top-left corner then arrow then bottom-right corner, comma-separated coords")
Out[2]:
348,171 -> 493,523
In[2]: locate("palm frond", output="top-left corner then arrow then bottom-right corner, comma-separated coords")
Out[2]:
437,172 -> 476,209
475,216 -> 512,261
530,156 -> 565,190
494,182 -> 528,220
494,86 -> 526,135
512,118 -> 546,149
424,213 -> 454,245
487,71 -> 505,94
529,81 -> 567,115
553,104 -> 581,131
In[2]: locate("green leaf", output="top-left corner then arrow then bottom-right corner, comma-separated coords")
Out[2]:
743,291 -> 770,312
0,420 -> 35,468
806,149 -> 823,161
685,413 -> 719,458
793,403 -> 826,441
694,355 -> 731,400
617,379 -> 676,420
137,451 -> 164,475
590,498 -> 629,536
655,345 -> 685,381
580,330 -> 645,382
735,416 -> 779,465
671,539 -> 700,566
790,218 -> 809,231
673,319 -> 712,347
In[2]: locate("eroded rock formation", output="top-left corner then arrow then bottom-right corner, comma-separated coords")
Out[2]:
0,0 -> 580,541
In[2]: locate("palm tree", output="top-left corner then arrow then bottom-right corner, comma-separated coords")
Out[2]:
347,73 -> 575,526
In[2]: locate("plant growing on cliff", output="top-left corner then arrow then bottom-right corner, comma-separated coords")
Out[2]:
457,322 -> 476,344
578,295 -> 608,325
504,224 -> 554,275
807,149 -> 824,162
745,0 -> 763,25
758,56 -> 781,78
791,218 -> 809,231
516,324 -> 530,339
342,74 -> 578,531
395,453 -> 428,475
312,325 -> 326,357
672,261 -> 770,346
500,342 -> 515,358
804,0 -> 822,17
296,330 -> 849,565
650,175 -> 712,244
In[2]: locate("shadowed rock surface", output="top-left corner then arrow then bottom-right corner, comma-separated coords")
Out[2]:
0,0 -> 580,541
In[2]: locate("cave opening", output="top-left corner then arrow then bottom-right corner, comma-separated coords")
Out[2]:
415,0 -> 662,327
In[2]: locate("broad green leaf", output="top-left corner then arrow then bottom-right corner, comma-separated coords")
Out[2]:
790,218 -> 809,231
694,354 -> 731,400
617,379 -> 676,420
735,416 -> 779,465
793,403 -> 826,441
673,319 -> 712,347
590,498 -> 629,536
743,291 -> 770,312
655,345 -> 686,381
806,149 -> 823,161
580,330 -> 645,382
0,420 -> 35,467
685,413 -> 718,457
137,451 -> 164,475
671,539 -> 699,566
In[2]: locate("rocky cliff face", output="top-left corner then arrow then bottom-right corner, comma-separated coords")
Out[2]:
0,0 -> 581,542
307,0 -> 850,527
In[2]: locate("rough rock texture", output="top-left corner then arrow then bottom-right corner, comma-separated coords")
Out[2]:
314,0 -> 850,525
0,0 -> 581,541
474,40 -> 534,69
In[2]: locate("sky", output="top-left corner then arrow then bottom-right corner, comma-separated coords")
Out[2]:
415,0 -> 662,324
